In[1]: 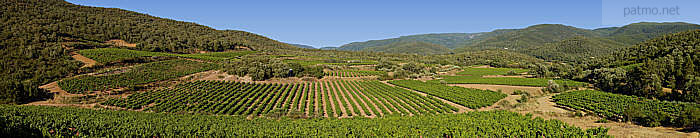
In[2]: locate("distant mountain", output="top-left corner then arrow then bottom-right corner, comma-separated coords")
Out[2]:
336,30 -> 513,54
522,36 -> 626,62
288,43 -> 316,49
336,22 -> 700,61
604,22 -> 700,45
319,47 -> 338,50
363,41 -> 452,55
458,24 -> 602,51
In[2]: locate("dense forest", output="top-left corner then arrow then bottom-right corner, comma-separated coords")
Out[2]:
337,22 -> 700,62
0,0 -> 296,104
588,30 -> 700,103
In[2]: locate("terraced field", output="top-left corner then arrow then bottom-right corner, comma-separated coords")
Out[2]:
58,59 -> 218,94
103,80 -> 458,117
78,48 -> 257,63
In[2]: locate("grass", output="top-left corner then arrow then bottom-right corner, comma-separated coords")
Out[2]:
432,67 -> 586,87
432,76 -> 586,87
455,67 -> 529,76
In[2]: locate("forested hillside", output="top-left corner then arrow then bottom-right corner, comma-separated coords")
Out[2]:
460,24 -> 601,51
363,41 -> 452,55
288,43 -> 316,49
523,36 -> 626,62
338,30 -> 514,51
0,0 -> 294,104
337,22 -> 700,62
588,30 -> 700,103
604,22 -> 700,45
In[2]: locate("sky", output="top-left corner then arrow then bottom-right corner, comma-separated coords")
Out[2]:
66,0 -> 699,48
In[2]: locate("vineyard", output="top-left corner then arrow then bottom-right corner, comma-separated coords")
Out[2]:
0,105 -> 610,137
103,80 -> 457,117
553,90 -> 700,127
324,70 -> 385,77
58,59 -> 218,93
78,48 -> 257,63
388,80 -> 507,109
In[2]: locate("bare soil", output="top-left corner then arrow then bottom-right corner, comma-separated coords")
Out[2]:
71,52 -> 97,68
105,39 -> 137,47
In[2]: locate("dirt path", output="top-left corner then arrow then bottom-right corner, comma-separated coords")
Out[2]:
382,81 -> 470,113
70,51 -> 97,68
348,81 -> 382,117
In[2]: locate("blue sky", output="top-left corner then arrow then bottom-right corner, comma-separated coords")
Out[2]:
66,0 -> 698,48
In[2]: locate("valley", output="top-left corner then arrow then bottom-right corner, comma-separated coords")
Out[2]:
1,0 -> 699,137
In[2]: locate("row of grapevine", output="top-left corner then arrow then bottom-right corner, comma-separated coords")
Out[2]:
324,70 -> 385,77
58,59 -> 218,93
553,90 -> 700,122
389,80 -> 507,109
0,105 -> 610,137
103,80 -> 456,118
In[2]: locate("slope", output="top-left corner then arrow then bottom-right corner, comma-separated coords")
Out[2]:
337,30 -> 514,51
363,41 -> 452,55
0,0 -> 294,104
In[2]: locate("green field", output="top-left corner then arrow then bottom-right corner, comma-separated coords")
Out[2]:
103,80 -> 457,117
431,67 -> 586,87
389,80 -> 507,109
0,105 -> 610,137
456,67 -> 529,76
58,59 -> 218,93
433,76 -> 587,87
78,48 -> 257,63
